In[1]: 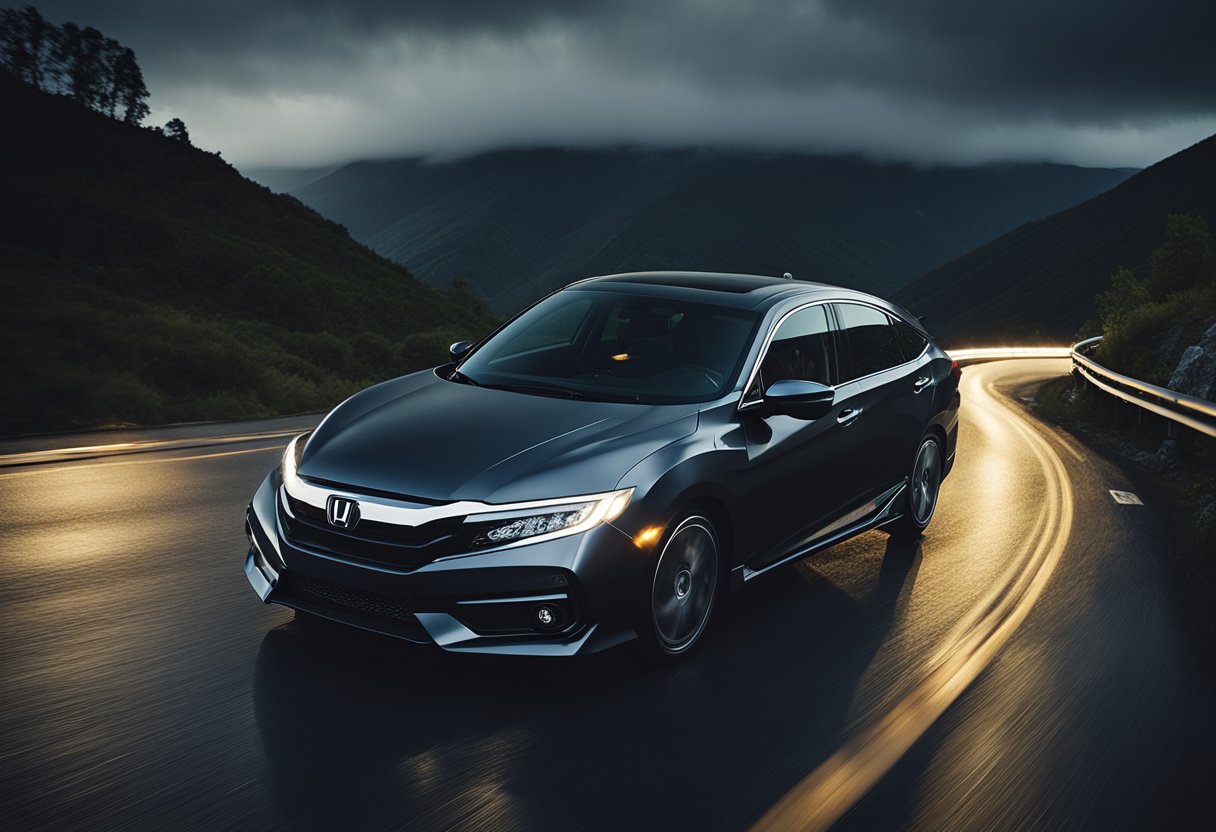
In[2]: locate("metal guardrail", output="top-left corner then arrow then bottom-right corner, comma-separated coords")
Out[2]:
1070,336 -> 1216,439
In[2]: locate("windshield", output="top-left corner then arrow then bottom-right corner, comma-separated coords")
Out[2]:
454,289 -> 761,404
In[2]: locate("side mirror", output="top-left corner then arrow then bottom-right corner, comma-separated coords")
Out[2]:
763,379 -> 834,420
449,340 -> 475,362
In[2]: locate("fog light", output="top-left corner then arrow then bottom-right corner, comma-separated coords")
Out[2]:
533,603 -> 563,631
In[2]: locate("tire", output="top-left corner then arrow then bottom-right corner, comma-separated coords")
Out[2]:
635,514 -> 720,662
891,434 -> 944,536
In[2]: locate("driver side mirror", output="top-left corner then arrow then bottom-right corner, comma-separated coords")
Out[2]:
449,340 -> 475,362
762,379 -> 834,420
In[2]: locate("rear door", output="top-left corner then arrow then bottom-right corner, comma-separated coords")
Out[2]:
832,303 -> 934,502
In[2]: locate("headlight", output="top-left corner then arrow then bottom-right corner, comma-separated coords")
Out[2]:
470,488 -> 633,548
281,432 -> 309,491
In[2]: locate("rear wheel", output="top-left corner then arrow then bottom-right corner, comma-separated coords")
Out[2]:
892,435 -> 943,535
636,514 -> 719,661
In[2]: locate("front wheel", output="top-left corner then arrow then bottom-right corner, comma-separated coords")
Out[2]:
636,514 -> 720,661
892,435 -> 943,535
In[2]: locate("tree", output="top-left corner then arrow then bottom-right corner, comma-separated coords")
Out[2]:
1096,266 -> 1150,332
164,117 -> 191,144
23,4 -> 50,90
1148,214 -> 1216,301
0,5 -> 50,89
97,35 -> 124,117
113,47 -> 149,124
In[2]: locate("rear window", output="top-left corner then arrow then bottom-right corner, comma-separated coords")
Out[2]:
891,318 -> 928,361
833,303 -> 904,381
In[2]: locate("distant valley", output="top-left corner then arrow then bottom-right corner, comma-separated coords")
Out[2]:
248,149 -> 1134,315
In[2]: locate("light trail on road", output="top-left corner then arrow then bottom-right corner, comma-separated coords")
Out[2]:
0,358 -> 1210,831
754,361 -> 1075,831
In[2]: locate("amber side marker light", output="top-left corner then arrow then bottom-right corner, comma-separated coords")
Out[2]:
611,353 -> 631,361
634,526 -> 663,548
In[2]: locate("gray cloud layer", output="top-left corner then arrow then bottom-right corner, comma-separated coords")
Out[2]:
23,1 -> 1216,167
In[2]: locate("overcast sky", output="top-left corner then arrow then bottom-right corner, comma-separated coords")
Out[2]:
22,0 -> 1216,168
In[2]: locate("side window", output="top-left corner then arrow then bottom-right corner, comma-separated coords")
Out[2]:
891,318 -> 928,361
834,303 -> 904,381
758,305 -> 833,390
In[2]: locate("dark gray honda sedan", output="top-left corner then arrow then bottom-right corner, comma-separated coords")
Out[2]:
245,272 -> 960,659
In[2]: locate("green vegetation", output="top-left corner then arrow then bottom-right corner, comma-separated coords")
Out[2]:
1086,215 -> 1216,383
0,73 -> 497,436
1031,217 -> 1216,583
1037,374 -> 1216,543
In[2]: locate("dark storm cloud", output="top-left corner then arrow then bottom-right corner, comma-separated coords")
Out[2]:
21,1 -> 1216,166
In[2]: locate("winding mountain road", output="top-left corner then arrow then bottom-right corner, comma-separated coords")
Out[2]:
1,359 -> 1212,831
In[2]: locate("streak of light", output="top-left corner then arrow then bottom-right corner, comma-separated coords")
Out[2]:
947,346 -> 1071,361
753,360 -> 1075,832
0,429 -> 304,468
0,445 -> 285,481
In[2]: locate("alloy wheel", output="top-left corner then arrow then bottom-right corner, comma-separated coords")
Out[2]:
910,438 -> 943,526
650,517 -> 718,653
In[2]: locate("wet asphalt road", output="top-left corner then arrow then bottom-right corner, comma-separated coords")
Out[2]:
1,359 -> 1213,831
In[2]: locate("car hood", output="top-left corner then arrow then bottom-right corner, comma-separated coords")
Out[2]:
298,370 -> 700,503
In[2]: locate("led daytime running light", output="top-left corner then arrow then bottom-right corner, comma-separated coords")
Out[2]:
474,488 -> 633,548
484,503 -> 595,543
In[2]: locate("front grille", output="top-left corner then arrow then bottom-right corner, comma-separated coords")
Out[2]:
281,573 -> 430,642
294,573 -> 413,619
280,491 -> 467,570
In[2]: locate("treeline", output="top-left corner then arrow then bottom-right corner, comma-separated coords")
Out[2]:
1,72 -> 499,434
1090,214 -> 1216,384
0,4 -> 149,124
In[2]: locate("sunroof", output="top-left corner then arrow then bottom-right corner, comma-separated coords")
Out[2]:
602,272 -> 788,293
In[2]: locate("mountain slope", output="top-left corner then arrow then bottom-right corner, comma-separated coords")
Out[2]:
896,135 -> 1216,345
280,149 -> 1133,314
0,74 -> 496,436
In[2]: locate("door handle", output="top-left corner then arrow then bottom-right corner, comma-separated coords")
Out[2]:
913,375 -> 932,394
837,407 -> 862,426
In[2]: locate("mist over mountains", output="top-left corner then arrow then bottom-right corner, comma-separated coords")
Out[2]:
250,149 -> 1134,315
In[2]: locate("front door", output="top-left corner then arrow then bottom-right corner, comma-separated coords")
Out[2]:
741,304 -> 864,568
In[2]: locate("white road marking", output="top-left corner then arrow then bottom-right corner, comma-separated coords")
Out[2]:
1109,490 -> 1143,506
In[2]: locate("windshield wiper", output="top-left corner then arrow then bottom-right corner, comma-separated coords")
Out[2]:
481,382 -> 587,400
449,369 -> 480,386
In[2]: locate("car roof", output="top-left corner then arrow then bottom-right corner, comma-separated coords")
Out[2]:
568,271 -> 872,312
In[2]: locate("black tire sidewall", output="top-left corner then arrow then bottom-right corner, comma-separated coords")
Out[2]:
634,512 -> 720,662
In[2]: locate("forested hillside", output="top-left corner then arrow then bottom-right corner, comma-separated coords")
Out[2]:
0,72 -> 496,435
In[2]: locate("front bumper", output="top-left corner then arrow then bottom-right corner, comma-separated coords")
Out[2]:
244,470 -> 645,656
